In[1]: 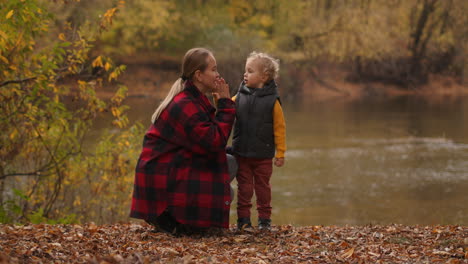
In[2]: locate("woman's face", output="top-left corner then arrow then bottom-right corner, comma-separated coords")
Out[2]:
196,55 -> 220,92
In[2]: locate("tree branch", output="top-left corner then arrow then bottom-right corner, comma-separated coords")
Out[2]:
0,77 -> 37,87
0,172 -> 47,179
0,150 -> 80,180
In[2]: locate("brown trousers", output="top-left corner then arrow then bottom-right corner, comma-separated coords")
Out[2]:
235,156 -> 273,219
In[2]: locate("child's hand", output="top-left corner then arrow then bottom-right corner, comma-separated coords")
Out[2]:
274,157 -> 284,167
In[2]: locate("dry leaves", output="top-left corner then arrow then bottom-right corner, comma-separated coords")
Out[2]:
0,223 -> 466,263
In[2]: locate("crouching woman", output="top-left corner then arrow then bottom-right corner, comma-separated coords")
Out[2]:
130,48 -> 235,235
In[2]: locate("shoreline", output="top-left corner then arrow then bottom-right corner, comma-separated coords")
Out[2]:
300,72 -> 468,102
100,63 -> 468,102
89,55 -> 468,101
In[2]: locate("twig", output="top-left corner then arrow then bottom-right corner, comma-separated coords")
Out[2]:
0,172 -> 49,179
0,77 -> 36,87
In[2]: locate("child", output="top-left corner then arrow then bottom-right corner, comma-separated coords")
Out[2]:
231,52 -> 286,230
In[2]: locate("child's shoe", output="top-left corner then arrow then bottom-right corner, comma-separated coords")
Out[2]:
237,217 -> 253,231
258,218 -> 271,231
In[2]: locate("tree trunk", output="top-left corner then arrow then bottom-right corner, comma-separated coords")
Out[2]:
0,168 -> 4,205
409,0 -> 439,82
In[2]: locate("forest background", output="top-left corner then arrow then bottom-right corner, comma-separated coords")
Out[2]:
1,0 -> 467,225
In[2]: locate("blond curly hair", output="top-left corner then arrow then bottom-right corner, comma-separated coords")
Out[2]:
247,51 -> 280,81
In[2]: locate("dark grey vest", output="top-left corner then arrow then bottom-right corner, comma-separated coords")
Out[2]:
232,80 -> 280,159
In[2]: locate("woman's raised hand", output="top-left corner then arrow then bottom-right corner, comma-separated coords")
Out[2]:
213,77 -> 230,99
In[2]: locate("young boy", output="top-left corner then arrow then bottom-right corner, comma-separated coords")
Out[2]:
231,52 -> 286,230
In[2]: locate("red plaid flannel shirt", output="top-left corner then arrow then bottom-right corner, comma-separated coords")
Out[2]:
130,81 -> 236,228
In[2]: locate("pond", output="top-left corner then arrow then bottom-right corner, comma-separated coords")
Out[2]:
120,93 -> 468,226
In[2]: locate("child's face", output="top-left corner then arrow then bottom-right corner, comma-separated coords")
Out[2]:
244,59 -> 267,89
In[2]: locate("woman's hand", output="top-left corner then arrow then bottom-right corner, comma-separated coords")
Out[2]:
213,77 -> 230,100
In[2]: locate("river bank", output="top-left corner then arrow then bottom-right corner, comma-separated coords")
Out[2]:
303,72 -> 468,103
1,223 -> 466,263
103,55 -> 468,103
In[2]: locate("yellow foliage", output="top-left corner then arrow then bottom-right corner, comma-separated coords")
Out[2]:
101,7 -> 118,30
108,71 -> 118,82
0,30 -> 7,40
6,10 -> 14,19
100,1 -> 174,54
9,130 -> 17,140
111,107 -> 120,117
58,33 -> 66,41
0,55 -> 8,64
259,15 -> 273,28
92,56 -> 104,68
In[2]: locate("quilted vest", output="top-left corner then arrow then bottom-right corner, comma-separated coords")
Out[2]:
232,80 -> 280,159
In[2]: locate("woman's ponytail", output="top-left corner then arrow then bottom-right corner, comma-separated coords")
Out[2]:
150,47 -> 212,123
151,78 -> 185,123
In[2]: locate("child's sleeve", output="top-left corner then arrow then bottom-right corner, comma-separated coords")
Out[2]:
273,100 -> 286,158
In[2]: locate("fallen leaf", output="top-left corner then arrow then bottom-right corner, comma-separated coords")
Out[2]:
341,247 -> 355,259
241,248 -> 256,255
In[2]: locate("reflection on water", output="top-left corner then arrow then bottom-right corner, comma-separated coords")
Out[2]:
122,95 -> 468,226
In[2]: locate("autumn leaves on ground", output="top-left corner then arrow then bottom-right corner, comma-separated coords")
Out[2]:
0,223 -> 467,263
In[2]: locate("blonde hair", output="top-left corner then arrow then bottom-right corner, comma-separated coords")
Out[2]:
151,48 -> 213,123
247,51 -> 280,81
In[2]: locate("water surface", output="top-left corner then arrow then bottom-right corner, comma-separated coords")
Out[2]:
123,94 -> 468,226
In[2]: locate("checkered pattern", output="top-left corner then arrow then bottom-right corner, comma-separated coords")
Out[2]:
130,81 -> 236,228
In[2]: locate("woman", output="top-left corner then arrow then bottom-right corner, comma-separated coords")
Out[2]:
130,48 -> 235,235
